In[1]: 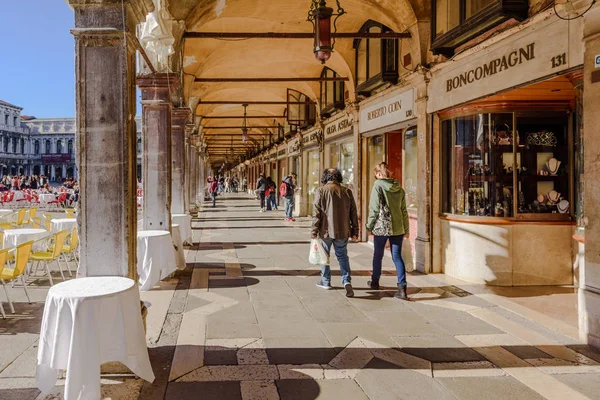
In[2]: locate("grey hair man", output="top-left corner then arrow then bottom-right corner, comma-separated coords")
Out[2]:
311,168 -> 359,297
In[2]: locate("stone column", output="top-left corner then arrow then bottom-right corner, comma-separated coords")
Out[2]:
413,78 -> 433,274
183,127 -> 193,213
137,74 -> 177,231
191,148 -> 198,206
171,108 -> 189,215
70,0 -> 151,278
50,165 -> 55,182
580,5 -> 600,349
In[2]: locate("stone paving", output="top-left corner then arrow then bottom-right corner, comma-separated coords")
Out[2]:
1,195 -> 600,399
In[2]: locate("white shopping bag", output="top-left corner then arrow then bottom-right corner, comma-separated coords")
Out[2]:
402,238 -> 415,272
309,238 -> 330,265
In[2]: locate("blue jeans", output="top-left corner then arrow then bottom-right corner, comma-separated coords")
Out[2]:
266,193 -> 277,210
210,192 -> 216,207
284,196 -> 294,218
372,235 -> 406,286
320,237 -> 351,286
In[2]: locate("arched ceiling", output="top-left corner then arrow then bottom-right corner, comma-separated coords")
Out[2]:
165,0 -> 428,166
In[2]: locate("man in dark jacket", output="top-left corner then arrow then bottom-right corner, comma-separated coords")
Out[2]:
256,174 -> 267,212
282,173 -> 297,222
311,168 -> 359,297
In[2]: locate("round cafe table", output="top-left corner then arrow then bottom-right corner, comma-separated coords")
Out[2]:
171,224 -> 186,270
137,230 -> 177,291
0,209 -> 14,217
50,218 -> 77,233
172,213 -> 193,244
38,193 -> 56,204
3,228 -> 49,249
36,277 -> 155,400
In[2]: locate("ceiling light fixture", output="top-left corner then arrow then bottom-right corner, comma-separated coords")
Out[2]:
307,0 -> 346,64
241,103 -> 249,143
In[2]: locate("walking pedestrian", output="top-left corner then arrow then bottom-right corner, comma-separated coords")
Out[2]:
281,173 -> 297,221
312,168 -> 359,297
365,163 -> 410,300
256,174 -> 267,212
208,177 -> 218,207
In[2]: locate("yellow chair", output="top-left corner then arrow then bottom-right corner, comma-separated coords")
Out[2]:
62,228 -> 79,275
31,218 -> 42,229
12,209 -> 27,228
0,248 -> 9,318
0,241 -> 34,314
65,209 -> 76,219
28,207 -> 38,225
30,230 -> 68,286
0,214 -> 13,230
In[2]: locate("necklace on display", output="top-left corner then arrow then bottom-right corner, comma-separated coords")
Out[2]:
557,200 -> 569,214
546,158 -> 561,175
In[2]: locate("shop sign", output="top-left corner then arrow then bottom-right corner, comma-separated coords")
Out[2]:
277,145 -> 286,159
428,16 -> 583,113
595,54 -> 600,68
359,88 -> 415,133
324,114 -> 354,138
269,151 -> 277,160
288,138 -> 301,156
301,129 -> 322,147
41,154 -> 72,163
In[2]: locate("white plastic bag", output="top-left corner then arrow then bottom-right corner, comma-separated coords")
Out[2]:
309,238 -> 330,265
402,238 -> 415,272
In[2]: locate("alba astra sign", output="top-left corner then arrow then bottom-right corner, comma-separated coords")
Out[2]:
428,16 -> 583,113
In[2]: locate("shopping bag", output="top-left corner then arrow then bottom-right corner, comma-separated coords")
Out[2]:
402,238 -> 415,272
308,238 -> 329,265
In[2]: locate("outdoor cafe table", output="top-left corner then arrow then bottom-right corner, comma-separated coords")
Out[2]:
36,276 -> 155,400
50,218 -> 77,233
38,193 -> 56,204
171,224 -> 187,270
3,228 -> 48,249
137,230 -> 177,291
172,213 -> 193,244
0,209 -> 14,217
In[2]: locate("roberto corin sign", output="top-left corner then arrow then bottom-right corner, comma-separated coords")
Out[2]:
359,88 -> 415,133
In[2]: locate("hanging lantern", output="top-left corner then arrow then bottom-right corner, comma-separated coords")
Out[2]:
307,0 -> 345,64
241,104 -> 249,144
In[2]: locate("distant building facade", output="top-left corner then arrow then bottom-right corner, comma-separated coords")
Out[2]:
0,100 -> 142,182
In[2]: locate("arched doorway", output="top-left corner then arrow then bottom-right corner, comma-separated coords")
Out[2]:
10,166 -> 17,176
33,165 -> 41,176
67,166 -> 75,178
55,166 -> 63,182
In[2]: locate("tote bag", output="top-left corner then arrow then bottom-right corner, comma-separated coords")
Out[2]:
371,188 -> 393,236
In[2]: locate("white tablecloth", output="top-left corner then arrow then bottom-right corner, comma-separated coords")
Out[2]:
0,209 -> 14,217
172,213 -> 192,244
137,230 -> 177,291
3,228 -> 49,249
36,277 -> 154,400
39,193 -> 56,204
13,191 -> 24,200
171,224 -> 186,270
51,218 -> 77,233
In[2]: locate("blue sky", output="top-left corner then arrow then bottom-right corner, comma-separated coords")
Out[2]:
0,2 -> 75,118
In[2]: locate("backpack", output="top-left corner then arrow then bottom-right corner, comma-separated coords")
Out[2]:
279,182 -> 288,197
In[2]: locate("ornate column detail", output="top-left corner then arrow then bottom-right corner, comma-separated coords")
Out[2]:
137,73 -> 178,231
69,0 -> 153,278
171,107 -> 190,214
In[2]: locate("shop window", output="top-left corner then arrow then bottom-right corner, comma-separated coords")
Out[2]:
287,89 -> 316,128
432,0 -> 528,57
441,112 -> 571,219
329,141 -> 355,192
403,128 -> 418,209
320,68 -> 345,118
353,20 -> 399,97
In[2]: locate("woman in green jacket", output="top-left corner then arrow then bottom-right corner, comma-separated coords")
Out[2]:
365,163 -> 410,300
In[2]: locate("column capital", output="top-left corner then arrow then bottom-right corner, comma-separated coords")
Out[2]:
137,73 -> 179,102
172,108 -> 191,129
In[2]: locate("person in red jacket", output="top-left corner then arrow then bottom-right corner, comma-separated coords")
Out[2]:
207,177 -> 218,208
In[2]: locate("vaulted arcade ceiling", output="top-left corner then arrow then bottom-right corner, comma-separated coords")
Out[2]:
153,0 -> 430,165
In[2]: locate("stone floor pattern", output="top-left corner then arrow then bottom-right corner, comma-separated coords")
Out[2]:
1,195 -> 600,399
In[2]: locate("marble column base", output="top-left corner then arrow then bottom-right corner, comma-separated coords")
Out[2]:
579,287 -> 600,350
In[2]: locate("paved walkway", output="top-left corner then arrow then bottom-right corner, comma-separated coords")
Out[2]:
1,194 -> 600,399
